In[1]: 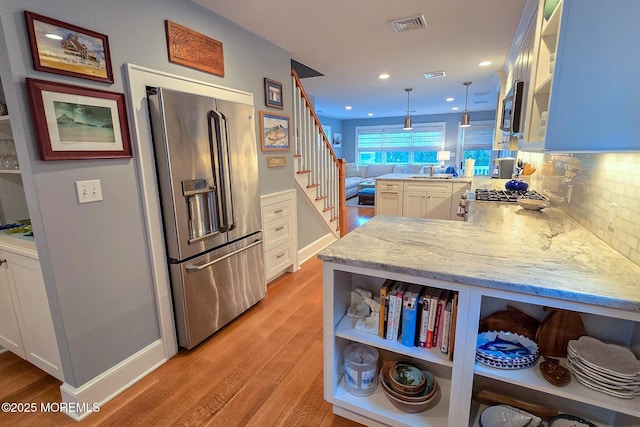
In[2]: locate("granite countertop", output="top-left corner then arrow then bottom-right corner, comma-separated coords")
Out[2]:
0,233 -> 38,259
319,203 -> 640,312
376,173 -> 474,183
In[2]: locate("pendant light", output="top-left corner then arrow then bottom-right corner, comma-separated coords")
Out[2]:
460,81 -> 472,127
403,88 -> 413,130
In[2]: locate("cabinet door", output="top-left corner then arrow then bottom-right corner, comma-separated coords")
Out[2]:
0,254 -> 24,357
426,193 -> 452,220
376,187 -> 403,216
7,252 -> 63,381
403,190 -> 427,218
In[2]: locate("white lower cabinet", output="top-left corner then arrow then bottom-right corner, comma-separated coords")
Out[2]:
375,181 -> 403,216
0,248 -> 64,381
322,263 -> 640,427
261,190 -> 298,283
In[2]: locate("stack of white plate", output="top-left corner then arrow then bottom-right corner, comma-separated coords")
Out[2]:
567,336 -> 640,399
476,331 -> 540,370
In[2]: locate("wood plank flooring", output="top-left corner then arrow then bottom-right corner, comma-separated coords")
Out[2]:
0,205 -> 373,426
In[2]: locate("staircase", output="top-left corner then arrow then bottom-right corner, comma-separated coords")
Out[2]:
291,69 -> 346,238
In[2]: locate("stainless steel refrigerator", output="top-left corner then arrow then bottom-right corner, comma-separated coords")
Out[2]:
147,86 -> 265,350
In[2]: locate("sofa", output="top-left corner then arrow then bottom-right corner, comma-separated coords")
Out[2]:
345,163 -> 424,199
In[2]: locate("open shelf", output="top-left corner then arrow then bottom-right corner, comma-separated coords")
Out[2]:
335,312 -> 453,368
333,376 -> 451,427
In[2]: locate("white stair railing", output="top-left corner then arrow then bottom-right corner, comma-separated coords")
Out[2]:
291,69 -> 346,237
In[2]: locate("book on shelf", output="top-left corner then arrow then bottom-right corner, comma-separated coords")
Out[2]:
426,288 -> 441,348
378,279 -> 394,339
385,282 -> 400,340
448,292 -> 459,361
440,293 -> 453,354
390,283 -> 408,341
434,290 -> 450,349
401,285 -> 422,347
418,286 -> 433,348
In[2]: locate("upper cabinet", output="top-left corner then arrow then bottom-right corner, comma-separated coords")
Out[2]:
520,0 -> 640,152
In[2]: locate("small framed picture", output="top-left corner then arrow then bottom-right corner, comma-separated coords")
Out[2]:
259,111 -> 289,151
333,133 -> 342,147
24,11 -> 114,83
264,78 -> 284,109
26,78 -> 132,160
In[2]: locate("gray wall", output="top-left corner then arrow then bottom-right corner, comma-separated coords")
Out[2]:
340,110 -> 496,162
0,0 -> 306,387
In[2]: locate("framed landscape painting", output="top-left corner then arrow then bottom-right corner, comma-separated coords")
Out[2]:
26,78 -> 132,160
24,11 -> 114,83
259,111 -> 289,151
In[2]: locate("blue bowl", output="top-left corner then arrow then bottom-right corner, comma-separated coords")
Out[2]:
505,180 -> 528,192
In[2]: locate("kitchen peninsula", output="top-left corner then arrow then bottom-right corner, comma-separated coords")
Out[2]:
318,203 -> 640,426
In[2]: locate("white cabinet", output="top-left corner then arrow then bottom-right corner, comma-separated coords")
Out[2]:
377,180 -> 472,221
402,182 -> 451,220
261,190 -> 298,283
322,262 -> 640,427
0,246 -> 64,381
521,0 -> 640,152
375,181 -> 403,216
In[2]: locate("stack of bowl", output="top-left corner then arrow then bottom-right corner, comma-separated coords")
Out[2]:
378,361 -> 439,413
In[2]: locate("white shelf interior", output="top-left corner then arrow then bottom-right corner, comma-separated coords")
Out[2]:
333,376 -> 451,427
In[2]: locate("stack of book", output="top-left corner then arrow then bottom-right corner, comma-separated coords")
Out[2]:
378,280 -> 458,360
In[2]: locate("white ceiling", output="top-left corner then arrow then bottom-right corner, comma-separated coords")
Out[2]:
194,0 -> 527,120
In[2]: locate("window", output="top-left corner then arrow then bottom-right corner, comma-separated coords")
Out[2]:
355,123 -> 446,165
459,121 -> 495,176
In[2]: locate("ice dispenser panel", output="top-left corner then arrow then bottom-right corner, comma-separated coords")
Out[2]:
183,178 -> 218,241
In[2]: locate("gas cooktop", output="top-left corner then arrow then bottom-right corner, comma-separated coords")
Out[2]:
474,188 -> 547,203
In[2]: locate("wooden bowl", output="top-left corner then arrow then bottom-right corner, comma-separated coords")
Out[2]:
380,363 -> 438,403
379,368 -> 439,413
388,362 -> 426,395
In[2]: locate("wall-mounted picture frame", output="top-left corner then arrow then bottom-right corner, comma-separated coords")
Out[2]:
165,20 -> 224,77
26,78 -> 132,160
264,78 -> 284,109
333,132 -> 342,147
24,11 -> 114,84
259,111 -> 289,151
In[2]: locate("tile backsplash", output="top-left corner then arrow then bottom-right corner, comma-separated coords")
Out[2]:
518,151 -> 640,267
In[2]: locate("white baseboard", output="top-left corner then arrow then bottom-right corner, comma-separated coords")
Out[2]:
59,339 -> 166,421
298,232 -> 337,265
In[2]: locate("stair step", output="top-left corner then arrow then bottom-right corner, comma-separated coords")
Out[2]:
294,154 -> 302,158
315,195 -> 327,201
330,216 -> 339,222
297,170 -> 311,175
307,183 -> 320,189
323,206 -> 333,213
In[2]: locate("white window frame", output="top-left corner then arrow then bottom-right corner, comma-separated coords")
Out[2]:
355,122 -> 447,165
456,120 -> 495,176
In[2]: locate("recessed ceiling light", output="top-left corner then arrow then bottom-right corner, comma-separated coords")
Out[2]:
452,107 -> 459,111
345,105 -> 352,110
45,33 -> 63,40
446,97 -> 454,102
368,113 -> 374,116
479,61 -> 492,67
379,73 -> 390,80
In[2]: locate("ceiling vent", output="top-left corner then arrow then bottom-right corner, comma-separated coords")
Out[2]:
390,14 -> 427,32
424,71 -> 446,79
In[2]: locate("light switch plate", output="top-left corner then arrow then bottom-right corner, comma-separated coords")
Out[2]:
75,179 -> 103,204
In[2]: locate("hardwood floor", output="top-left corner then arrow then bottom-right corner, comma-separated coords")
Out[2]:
0,206 -> 374,427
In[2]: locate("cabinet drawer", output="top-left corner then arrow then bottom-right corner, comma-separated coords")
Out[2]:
404,182 -> 453,193
263,216 -> 292,251
376,181 -> 402,191
262,199 -> 292,223
264,243 -> 292,281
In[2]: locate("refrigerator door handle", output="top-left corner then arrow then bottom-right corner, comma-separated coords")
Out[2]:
185,239 -> 262,272
208,110 -> 236,233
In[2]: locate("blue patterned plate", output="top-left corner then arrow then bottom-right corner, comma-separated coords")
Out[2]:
476,331 -> 539,363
